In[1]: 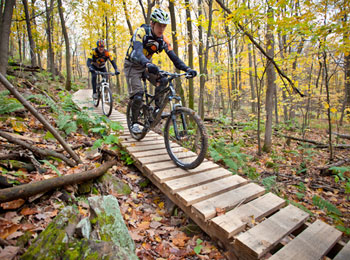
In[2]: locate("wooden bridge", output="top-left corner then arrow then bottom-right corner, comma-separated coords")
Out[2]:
73,89 -> 349,260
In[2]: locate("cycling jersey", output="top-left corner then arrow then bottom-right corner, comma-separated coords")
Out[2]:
87,48 -> 117,70
125,24 -> 189,71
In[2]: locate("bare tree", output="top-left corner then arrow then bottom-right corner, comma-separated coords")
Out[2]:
263,6 -> 276,153
45,0 -> 56,76
22,0 -> 37,67
122,0 -> 133,36
57,0 -> 71,90
169,0 -> 186,106
185,0 -> 194,110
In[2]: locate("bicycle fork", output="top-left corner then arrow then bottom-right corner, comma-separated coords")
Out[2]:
170,101 -> 188,141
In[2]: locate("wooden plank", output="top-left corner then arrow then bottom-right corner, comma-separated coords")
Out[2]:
177,175 -> 248,206
334,241 -> 350,260
164,168 -> 233,194
270,220 -> 342,260
153,161 -> 221,183
123,139 -> 165,147
121,135 -> 163,144
131,147 -> 183,158
143,160 -> 178,173
234,205 -> 309,259
211,193 -> 285,238
192,183 -> 265,221
137,154 -> 173,164
126,143 -> 167,153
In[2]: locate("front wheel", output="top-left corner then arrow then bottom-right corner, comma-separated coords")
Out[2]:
164,107 -> 208,169
101,86 -> 113,116
126,99 -> 148,140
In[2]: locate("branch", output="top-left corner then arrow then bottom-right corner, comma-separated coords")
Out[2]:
0,130 -> 76,167
215,0 -> 304,97
0,73 -> 82,164
0,160 -> 118,203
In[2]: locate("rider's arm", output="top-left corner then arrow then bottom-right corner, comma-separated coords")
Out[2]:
87,58 -> 92,67
131,27 -> 151,66
163,36 -> 189,71
106,52 -> 118,71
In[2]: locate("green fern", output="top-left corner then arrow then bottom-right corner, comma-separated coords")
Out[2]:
262,176 -> 277,192
27,94 -> 59,113
312,195 -> 342,216
0,91 -> 24,114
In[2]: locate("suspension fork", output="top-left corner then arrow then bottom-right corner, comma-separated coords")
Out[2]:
170,101 -> 187,140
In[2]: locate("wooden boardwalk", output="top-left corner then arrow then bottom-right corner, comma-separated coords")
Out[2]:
73,89 -> 349,260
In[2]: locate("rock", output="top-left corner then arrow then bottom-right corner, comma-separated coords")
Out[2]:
21,196 -> 138,260
97,172 -> 131,195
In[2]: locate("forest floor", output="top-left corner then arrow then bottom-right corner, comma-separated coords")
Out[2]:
0,71 -> 349,259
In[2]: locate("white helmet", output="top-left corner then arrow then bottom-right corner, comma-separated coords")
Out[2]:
150,8 -> 170,24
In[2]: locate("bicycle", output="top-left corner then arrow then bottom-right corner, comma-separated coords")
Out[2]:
92,71 -> 115,117
126,70 -> 208,169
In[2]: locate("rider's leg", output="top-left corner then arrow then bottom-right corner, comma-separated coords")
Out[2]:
91,70 -> 97,96
131,91 -> 144,123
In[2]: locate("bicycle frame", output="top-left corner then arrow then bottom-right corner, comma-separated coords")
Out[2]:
141,71 -> 188,139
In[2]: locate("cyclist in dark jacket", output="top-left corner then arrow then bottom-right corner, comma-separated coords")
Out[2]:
124,8 -> 197,133
87,40 -> 120,99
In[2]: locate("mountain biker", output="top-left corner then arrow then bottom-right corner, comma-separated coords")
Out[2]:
124,8 -> 197,134
87,40 -> 120,99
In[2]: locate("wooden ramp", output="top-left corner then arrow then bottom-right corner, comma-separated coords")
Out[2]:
73,89 -> 349,260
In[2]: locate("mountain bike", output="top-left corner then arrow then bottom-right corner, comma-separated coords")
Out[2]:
126,70 -> 208,169
93,71 -> 114,117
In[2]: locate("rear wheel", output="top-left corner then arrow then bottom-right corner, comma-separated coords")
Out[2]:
126,99 -> 148,140
164,107 -> 208,169
101,86 -> 113,116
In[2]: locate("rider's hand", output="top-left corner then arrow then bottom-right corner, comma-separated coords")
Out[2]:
186,68 -> 197,77
146,63 -> 159,75
89,66 -> 94,72
115,70 -> 120,76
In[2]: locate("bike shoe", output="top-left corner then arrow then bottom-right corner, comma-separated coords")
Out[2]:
131,123 -> 142,134
92,93 -> 98,99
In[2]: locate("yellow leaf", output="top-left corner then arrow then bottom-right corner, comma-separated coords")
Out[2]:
158,202 -> 164,209
324,102 -> 330,109
330,107 -> 337,113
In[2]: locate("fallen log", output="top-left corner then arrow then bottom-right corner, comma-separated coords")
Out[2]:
332,132 -> 350,140
0,159 -> 118,203
0,72 -> 81,164
278,134 -> 350,149
317,158 -> 350,175
0,130 -> 75,167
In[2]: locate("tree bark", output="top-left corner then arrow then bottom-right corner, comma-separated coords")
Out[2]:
22,0 -> 37,67
169,0 -> 186,107
0,160 -> 118,203
45,0 -> 55,76
0,73 -> 82,165
122,0 -> 133,36
57,0 -> 72,90
185,0 -> 194,110
0,0 -> 15,76
263,6 -> 276,153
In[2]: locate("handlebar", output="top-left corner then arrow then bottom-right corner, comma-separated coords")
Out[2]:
93,71 -> 116,76
158,70 -> 195,80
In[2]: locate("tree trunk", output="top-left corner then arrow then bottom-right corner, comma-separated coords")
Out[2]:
197,0 -> 205,118
22,0 -> 37,67
45,0 -> 55,75
185,0 -> 194,110
57,0 -> 71,90
0,0 -> 15,76
169,0 -> 186,107
122,0 -> 133,36
340,13 -> 350,125
248,43 -> 256,113
263,6 -> 276,153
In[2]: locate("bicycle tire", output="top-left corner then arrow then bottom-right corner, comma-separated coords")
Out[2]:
93,84 -> 101,107
126,99 -> 147,140
164,107 -> 208,169
101,86 -> 113,117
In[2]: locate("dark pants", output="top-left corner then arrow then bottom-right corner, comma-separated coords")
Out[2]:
91,66 -> 107,94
